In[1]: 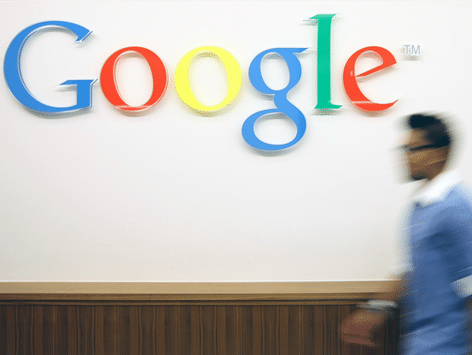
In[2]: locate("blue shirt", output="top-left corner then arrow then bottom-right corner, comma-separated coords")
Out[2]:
400,170 -> 472,355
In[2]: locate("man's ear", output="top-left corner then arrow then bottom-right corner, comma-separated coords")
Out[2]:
428,147 -> 448,165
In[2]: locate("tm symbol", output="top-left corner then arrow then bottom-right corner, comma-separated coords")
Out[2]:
403,44 -> 421,56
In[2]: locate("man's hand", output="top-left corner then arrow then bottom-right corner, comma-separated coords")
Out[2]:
339,308 -> 387,347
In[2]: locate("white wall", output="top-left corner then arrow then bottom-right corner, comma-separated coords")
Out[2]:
1,0 -> 471,281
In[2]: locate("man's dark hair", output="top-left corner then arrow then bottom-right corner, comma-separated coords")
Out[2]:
406,113 -> 453,159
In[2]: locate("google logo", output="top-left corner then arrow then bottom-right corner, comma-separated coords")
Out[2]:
3,15 -> 398,151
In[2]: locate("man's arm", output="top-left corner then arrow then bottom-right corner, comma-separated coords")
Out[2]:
468,299 -> 472,355
373,272 -> 408,301
339,272 -> 407,347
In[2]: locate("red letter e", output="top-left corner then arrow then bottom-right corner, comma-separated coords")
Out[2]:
343,46 -> 397,112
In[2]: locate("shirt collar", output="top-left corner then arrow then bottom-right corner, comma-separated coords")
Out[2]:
411,170 -> 462,207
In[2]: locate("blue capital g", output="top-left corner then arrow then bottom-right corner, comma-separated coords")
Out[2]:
3,21 -> 96,114
242,48 -> 307,151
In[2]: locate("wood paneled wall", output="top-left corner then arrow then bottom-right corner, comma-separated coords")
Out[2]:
0,302 -> 399,355
0,282 -> 399,355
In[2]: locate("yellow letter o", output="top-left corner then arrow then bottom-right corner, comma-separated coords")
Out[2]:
175,46 -> 241,112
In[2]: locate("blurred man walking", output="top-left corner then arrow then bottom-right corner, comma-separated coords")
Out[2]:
340,113 -> 472,355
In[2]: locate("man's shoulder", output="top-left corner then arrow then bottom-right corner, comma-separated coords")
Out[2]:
441,182 -> 472,228
447,182 -> 472,207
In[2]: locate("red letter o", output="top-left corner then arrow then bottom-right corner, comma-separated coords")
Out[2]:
100,46 -> 167,112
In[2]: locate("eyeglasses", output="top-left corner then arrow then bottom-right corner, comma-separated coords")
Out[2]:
397,144 -> 438,153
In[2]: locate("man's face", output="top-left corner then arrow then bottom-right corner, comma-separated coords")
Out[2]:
402,129 -> 441,181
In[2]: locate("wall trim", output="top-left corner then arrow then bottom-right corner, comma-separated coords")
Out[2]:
0,281 -> 395,301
